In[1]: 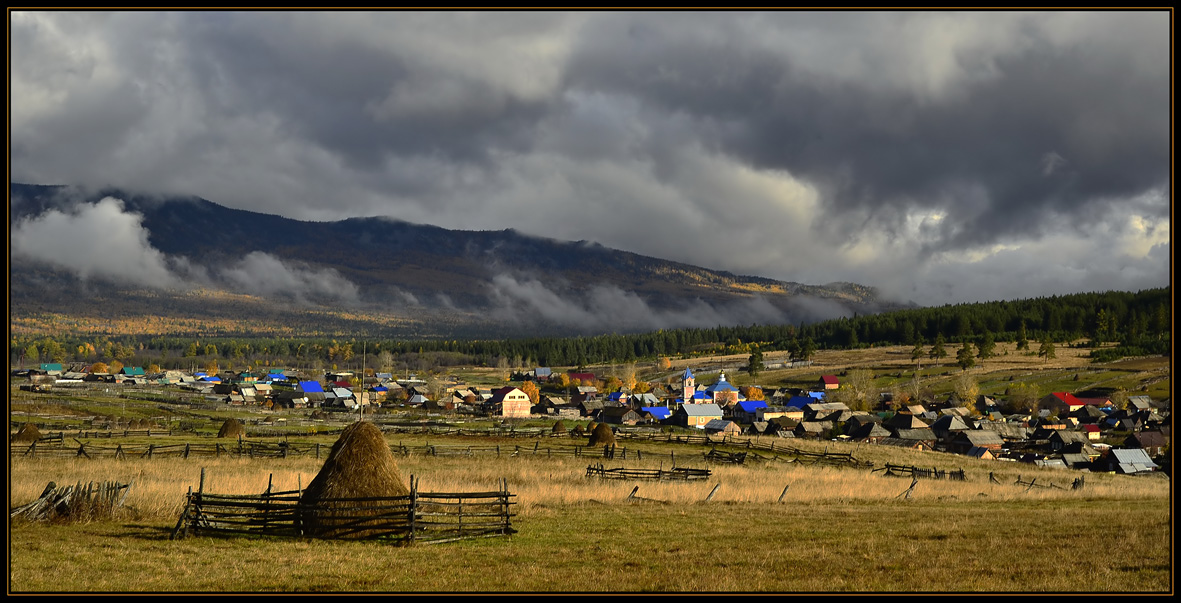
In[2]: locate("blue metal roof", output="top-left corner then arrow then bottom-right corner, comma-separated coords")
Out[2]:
737,400 -> 768,413
642,407 -> 672,420
682,368 -> 695,380
299,381 -> 324,393
787,396 -> 813,408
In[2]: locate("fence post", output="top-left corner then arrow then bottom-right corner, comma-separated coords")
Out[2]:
705,483 -> 720,502
408,476 -> 417,545
501,478 -> 510,535
778,484 -> 790,503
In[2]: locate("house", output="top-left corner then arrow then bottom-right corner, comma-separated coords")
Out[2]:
965,446 -> 996,461
886,413 -> 930,432
1103,448 -> 1159,474
704,419 -> 743,437
930,415 -> 970,443
732,400 -> 768,423
1124,431 -> 1168,457
488,386 -> 532,419
891,428 -> 937,448
847,422 -> 891,443
598,407 -> 642,426
567,372 -> 596,385
1126,396 -> 1153,412
793,421 -> 829,438
1046,429 -> 1091,451
1082,424 -> 1102,441
577,398 -> 604,417
803,402 -> 850,422
757,406 -> 794,422
1074,393 -> 1114,410
641,407 -> 672,422
673,403 -> 724,429
1039,392 -> 1085,415
950,430 -> 1004,455
818,375 -> 840,390
785,396 -> 813,410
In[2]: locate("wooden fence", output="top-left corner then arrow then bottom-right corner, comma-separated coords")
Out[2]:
585,463 -> 711,481
873,463 -> 967,481
172,476 -> 515,545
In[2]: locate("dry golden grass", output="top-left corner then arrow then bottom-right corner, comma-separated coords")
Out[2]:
8,435 -> 1171,593
10,438 -> 1168,522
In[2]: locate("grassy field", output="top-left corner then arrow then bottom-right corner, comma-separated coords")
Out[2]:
8,434 -> 1173,593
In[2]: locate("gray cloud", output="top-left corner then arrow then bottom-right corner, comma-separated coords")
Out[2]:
11,196 -> 187,288
10,11 -> 1170,308
487,273 -> 853,334
221,251 -> 360,305
12,196 -> 362,305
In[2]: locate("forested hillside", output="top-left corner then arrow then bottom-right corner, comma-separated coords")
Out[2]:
10,288 -> 1169,371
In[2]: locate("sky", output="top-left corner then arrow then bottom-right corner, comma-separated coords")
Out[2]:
9,10 -> 1172,308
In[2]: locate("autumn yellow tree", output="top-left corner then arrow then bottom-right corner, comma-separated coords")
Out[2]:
520,380 -> 540,405
90,361 -> 109,374
658,357 -> 672,371
204,359 -> 219,376
740,385 -> 765,401
633,381 -> 652,394
108,360 -> 124,374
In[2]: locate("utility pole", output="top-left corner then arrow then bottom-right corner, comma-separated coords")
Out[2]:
358,341 -> 365,423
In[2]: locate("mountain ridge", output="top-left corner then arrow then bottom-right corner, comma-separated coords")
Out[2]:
9,182 -> 902,338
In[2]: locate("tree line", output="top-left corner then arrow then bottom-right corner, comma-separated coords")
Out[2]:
10,287 -> 1170,373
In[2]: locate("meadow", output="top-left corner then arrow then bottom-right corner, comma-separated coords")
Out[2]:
8,432 -> 1172,593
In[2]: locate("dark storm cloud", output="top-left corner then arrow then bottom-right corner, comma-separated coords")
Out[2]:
10,11 -> 1170,307
562,11 -> 1170,254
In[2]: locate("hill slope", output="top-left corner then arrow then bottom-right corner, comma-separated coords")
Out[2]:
9,183 -> 898,337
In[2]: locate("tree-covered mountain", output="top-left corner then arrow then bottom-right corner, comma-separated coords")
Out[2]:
10,183 -> 898,338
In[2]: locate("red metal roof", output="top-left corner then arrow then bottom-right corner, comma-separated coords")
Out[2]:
1051,392 -> 1082,405
820,375 -> 840,385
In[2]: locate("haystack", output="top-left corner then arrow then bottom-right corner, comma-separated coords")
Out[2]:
570,424 -> 585,437
217,418 -> 246,439
14,423 -> 41,442
587,422 -> 617,447
299,421 -> 409,538
551,421 -> 567,436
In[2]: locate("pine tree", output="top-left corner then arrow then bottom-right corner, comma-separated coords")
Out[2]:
976,331 -> 996,361
1037,336 -> 1056,362
956,339 -> 976,371
1016,321 -> 1029,350
747,346 -> 764,377
929,334 -> 947,363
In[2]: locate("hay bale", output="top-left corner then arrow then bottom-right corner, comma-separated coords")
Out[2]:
587,422 -> 616,447
14,423 -> 42,442
571,424 -> 585,437
217,418 -> 246,439
299,421 -> 409,538
551,421 -> 567,435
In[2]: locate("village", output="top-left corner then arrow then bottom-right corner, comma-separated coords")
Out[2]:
15,359 -> 1169,476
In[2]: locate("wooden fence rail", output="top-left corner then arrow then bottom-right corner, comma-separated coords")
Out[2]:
585,463 -> 711,481
172,476 -> 515,545
873,463 -> 967,481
